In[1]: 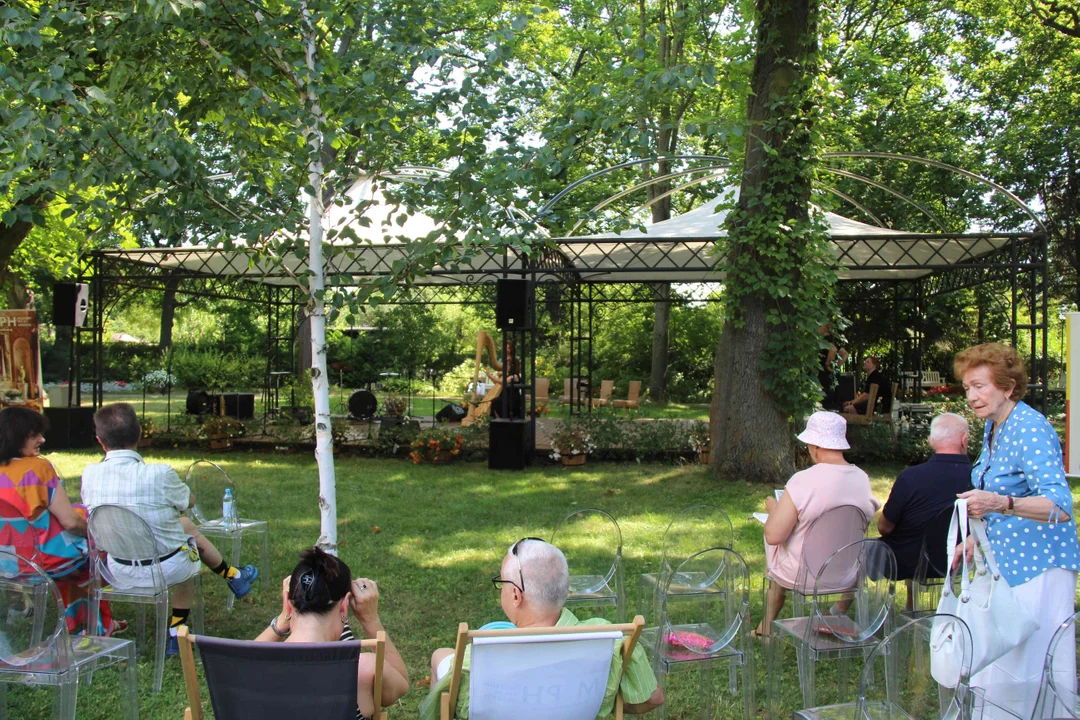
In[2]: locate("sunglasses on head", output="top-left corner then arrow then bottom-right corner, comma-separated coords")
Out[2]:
491,537 -> 544,593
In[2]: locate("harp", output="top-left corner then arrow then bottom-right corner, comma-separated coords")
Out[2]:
461,331 -> 504,427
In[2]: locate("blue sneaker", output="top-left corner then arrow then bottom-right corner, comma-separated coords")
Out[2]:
227,564 -> 259,600
165,632 -> 179,657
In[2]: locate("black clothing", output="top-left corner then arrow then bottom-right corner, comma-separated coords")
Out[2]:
853,368 -> 891,414
880,453 -> 973,579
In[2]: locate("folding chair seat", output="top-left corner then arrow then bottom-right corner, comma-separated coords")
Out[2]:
439,617 -> 645,719
179,626 -> 388,720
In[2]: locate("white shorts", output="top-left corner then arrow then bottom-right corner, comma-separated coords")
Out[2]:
106,537 -> 201,589
435,654 -> 455,682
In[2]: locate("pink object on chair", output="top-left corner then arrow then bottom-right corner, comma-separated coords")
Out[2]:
663,630 -> 715,660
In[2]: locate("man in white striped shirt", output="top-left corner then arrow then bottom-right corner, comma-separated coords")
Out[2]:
81,403 -> 258,654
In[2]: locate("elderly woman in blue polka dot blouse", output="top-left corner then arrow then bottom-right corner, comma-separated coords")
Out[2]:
953,343 -> 1079,718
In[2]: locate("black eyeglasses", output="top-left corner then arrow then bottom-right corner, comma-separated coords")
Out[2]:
491,537 -> 544,593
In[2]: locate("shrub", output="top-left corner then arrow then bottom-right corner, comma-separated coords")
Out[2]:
409,427 -> 464,463
171,348 -> 263,390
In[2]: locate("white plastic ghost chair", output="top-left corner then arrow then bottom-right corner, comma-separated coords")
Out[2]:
87,504 -> 204,694
638,504 -> 734,625
185,460 -> 269,613
551,508 -> 625,622
906,505 -> 956,618
439,617 -> 645,720
793,613 -> 972,720
1033,609 -> 1080,719
640,547 -> 755,720
766,538 -> 896,720
0,550 -> 137,720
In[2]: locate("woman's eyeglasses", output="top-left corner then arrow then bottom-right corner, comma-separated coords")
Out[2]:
490,537 -> 544,593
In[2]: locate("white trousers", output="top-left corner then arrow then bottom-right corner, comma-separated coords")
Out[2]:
971,566 -> 1077,719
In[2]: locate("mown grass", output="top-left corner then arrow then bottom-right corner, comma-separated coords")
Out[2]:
12,449 -> 1076,718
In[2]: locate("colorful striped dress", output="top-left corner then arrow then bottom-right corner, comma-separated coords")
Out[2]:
0,456 -> 88,580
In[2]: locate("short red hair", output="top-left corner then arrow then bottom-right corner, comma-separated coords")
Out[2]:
953,343 -> 1026,401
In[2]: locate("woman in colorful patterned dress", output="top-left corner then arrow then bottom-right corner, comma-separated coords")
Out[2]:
0,407 -> 120,633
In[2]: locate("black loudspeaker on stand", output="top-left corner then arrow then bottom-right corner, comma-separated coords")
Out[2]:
495,278 -> 534,331
53,283 -> 89,327
489,419 -> 534,470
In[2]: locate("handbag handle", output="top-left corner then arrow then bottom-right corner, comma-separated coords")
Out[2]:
941,499 -> 972,599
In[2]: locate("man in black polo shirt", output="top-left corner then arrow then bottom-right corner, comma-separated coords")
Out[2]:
878,412 -> 972,583
844,356 -> 891,415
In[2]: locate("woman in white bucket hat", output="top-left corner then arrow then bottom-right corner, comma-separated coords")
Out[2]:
753,411 -> 879,636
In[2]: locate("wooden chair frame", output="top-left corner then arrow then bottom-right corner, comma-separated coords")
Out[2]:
439,615 -> 645,720
843,383 -> 879,426
594,379 -> 615,407
180,626 -> 388,720
611,381 -> 641,411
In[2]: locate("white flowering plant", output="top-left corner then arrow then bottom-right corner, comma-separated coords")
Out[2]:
549,420 -> 596,460
142,370 -> 178,393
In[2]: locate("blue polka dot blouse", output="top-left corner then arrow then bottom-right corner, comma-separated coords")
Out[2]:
972,400 -> 1080,586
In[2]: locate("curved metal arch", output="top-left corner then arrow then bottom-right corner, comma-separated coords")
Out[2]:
568,165 -> 733,235
822,167 -> 947,232
816,184 -> 888,228
535,155 -> 730,217
822,152 -> 1047,233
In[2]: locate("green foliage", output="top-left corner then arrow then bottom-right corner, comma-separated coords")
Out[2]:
170,347 -> 263,391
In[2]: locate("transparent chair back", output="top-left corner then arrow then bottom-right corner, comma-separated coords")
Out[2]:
88,504 -> 168,592
808,539 -> 895,645
551,508 -> 624,621
793,504 -> 870,596
640,504 -> 734,623
1034,609 -> 1080,719
87,503 -> 192,693
648,547 -> 755,720
0,551 -> 67,670
186,459 -> 234,526
794,613 -> 974,720
910,505 -> 955,615
0,549 -> 138,719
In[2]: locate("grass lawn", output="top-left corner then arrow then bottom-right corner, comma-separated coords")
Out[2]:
12,451 -> 1076,718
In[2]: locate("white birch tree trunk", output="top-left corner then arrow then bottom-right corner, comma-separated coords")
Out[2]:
301,1 -> 337,554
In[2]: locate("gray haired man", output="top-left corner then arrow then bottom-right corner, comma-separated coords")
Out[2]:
420,538 -> 664,719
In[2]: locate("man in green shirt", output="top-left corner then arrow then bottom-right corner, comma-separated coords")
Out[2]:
419,538 -> 663,719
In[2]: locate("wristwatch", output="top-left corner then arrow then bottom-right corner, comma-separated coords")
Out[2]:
1003,495 -> 1016,516
269,615 -> 291,638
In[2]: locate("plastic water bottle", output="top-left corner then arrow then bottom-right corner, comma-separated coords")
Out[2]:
222,488 -> 237,530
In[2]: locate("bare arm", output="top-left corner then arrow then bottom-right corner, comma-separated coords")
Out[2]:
877,514 -> 896,536
254,576 -> 292,643
49,490 -> 87,536
764,491 -> 799,546
960,490 -> 1071,523
351,579 -> 409,706
624,688 -> 665,714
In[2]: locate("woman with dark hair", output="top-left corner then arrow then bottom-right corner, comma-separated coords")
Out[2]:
255,548 -> 409,719
0,407 -> 121,632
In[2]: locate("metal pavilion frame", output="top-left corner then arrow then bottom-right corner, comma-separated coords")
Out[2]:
77,153 -> 1051,425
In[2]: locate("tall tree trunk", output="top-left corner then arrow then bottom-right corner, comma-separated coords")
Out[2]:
650,284 -> 671,400
301,1 -> 337,555
710,0 -> 819,484
0,197 -> 44,287
159,274 -> 182,350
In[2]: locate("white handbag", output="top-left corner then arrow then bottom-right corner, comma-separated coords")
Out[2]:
931,498 -> 1038,686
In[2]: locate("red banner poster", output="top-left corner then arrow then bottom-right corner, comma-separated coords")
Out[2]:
0,310 -> 44,412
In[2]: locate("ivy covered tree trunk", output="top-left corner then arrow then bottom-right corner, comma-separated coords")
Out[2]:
710,0 -> 830,484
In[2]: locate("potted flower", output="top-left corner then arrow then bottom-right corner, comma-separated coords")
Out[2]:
409,427 -> 464,464
549,420 -> 595,467
138,416 -> 156,449
689,421 -> 710,464
380,394 -> 410,432
199,416 -> 246,451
